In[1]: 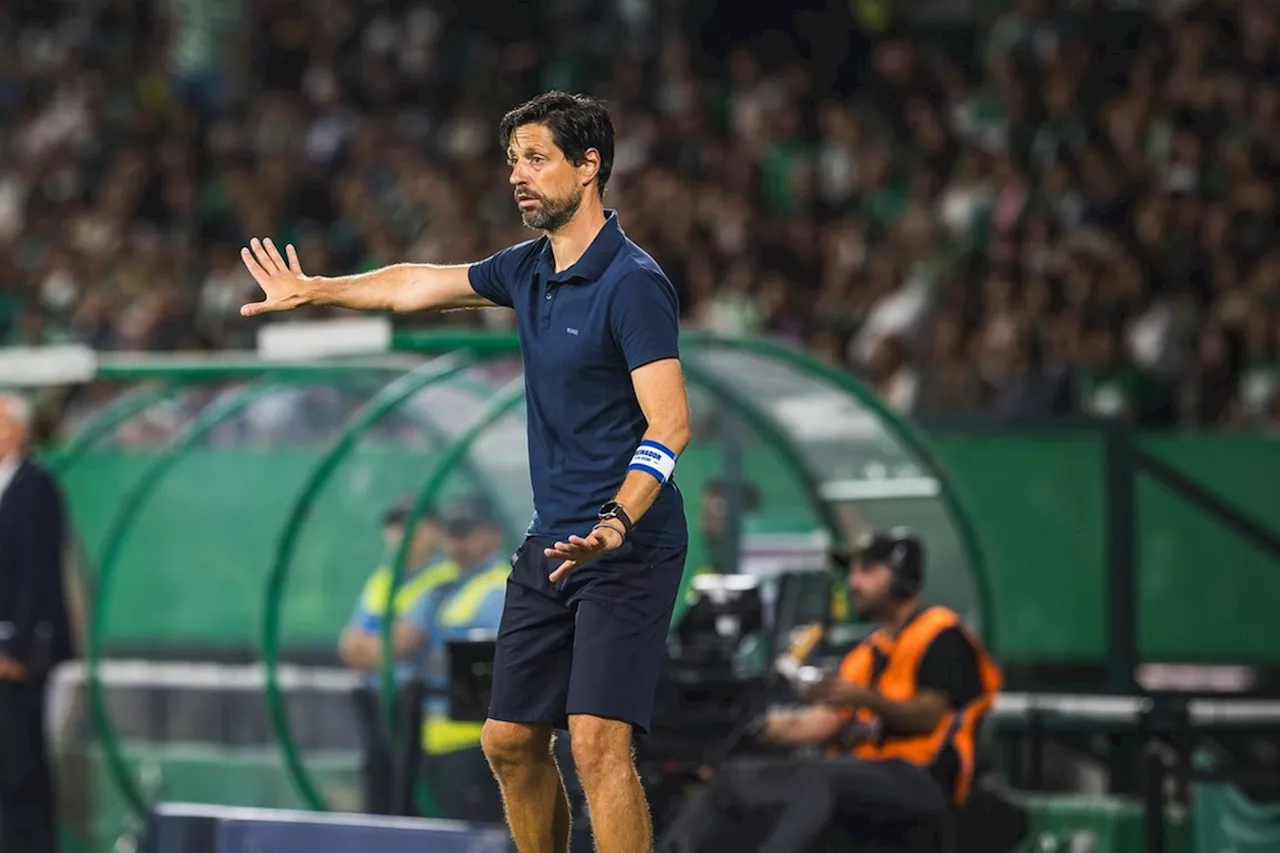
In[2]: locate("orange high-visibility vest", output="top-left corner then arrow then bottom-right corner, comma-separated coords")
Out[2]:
835,606 -> 1002,804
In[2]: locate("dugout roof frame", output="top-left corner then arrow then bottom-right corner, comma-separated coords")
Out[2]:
56,331 -> 991,821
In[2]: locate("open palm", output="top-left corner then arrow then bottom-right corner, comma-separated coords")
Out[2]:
240,237 -> 311,317
544,525 -> 624,582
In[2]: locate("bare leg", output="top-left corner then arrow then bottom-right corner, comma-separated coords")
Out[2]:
568,715 -> 651,853
481,720 -> 572,853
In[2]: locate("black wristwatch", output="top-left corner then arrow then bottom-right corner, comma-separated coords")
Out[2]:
597,501 -> 633,537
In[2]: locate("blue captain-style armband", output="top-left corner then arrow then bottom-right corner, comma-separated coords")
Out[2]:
628,439 -> 678,485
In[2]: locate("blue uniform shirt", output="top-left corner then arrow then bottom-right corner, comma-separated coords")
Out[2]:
405,554 -> 508,726
468,211 -> 687,548
346,555 -> 455,686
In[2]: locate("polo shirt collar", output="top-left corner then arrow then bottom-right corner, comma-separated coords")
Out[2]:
543,209 -> 625,284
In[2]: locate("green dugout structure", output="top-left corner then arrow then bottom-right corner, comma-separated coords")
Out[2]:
37,331 -> 990,838
23,330 -> 1280,852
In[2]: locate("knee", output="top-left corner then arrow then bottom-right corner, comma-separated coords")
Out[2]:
568,716 -> 633,785
480,720 -> 551,776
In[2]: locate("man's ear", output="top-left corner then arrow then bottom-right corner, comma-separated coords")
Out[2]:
580,148 -> 601,187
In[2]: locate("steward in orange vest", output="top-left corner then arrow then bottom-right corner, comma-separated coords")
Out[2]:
746,528 -> 1002,853
835,603 -> 1001,804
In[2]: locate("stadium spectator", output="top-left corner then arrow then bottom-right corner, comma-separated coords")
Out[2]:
1,0 -> 1279,430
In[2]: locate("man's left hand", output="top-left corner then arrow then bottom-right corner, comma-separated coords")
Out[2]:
545,524 -> 625,583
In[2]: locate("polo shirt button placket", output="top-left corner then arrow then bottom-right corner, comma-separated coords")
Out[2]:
541,283 -> 554,329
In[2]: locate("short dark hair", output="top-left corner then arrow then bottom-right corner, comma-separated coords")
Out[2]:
382,496 -> 439,528
499,91 -> 615,198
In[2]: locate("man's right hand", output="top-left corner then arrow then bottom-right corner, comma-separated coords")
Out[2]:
240,237 -> 313,317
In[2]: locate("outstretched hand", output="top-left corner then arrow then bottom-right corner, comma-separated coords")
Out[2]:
240,237 -> 312,317
545,524 -> 624,583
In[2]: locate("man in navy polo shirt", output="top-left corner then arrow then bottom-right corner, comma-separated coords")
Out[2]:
239,91 -> 690,853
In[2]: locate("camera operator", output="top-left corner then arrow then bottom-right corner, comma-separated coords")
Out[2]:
669,529 -> 1001,853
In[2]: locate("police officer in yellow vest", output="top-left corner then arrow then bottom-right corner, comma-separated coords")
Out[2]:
339,497 -> 454,814
410,497 -> 509,823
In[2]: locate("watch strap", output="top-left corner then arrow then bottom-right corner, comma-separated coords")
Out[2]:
598,501 -> 633,533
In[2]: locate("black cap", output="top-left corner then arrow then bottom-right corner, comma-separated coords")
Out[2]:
831,527 -> 926,597
381,496 -> 438,527
439,497 -> 497,536
831,527 -> 924,570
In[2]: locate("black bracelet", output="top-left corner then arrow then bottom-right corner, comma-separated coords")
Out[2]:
594,520 -> 627,542
597,500 -> 633,534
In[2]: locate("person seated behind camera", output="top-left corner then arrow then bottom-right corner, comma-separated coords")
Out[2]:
339,497 -> 454,814
720,530 -> 1000,853
411,497 -> 510,824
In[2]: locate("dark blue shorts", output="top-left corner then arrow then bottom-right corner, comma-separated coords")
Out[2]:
487,537 -> 687,734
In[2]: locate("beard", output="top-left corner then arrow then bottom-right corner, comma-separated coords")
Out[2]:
517,184 -> 585,232
853,591 -> 890,620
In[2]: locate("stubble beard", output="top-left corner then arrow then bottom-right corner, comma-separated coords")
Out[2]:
520,185 -> 585,233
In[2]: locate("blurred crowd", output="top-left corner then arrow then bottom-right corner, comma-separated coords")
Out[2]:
1,0 -> 1279,428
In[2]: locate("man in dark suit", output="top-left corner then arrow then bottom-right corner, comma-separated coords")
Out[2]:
0,392 -> 73,853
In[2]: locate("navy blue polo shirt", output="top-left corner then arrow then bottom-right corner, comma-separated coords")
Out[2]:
467,211 -> 687,548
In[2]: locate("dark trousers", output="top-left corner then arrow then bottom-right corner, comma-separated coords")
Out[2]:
0,679 -> 57,853
351,687 -> 395,815
660,756 -> 952,853
351,685 -> 426,816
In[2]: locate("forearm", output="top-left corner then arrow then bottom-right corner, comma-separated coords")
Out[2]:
610,469 -> 664,527
343,618 -> 426,671
856,689 -> 942,736
762,705 -> 844,744
611,423 -> 690,525
309,263 -> 483,314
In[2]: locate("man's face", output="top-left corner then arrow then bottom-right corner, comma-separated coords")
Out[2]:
381,522 -> 401,555
700,492 -> 727,541
410,521 -> 441,564
0,400 -> 27,459
848,559 -> 896,619
382,521 -> 440,565
447,524 -> 500,568
507,122 -> 590,232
